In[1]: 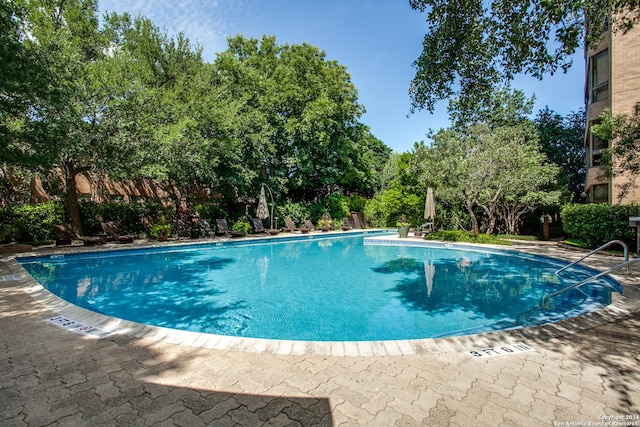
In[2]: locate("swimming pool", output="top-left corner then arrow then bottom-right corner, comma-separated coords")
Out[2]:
18,233 -> 622,341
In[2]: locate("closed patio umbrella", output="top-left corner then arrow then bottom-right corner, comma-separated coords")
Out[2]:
423,187 -> 435,230
256,185 -> 269,220
256,183 -> 275,229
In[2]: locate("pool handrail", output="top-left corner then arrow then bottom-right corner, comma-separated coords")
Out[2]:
555,240 -> 628,275
542,257 -> 639,309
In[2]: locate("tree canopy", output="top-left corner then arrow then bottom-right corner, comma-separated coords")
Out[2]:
409,0 -> 640,115
1,2 -> 390,229
535,107 -> 586,203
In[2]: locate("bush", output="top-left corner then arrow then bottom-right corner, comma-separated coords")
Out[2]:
326,193 -> 351,221
194,204 -> 227,221
80,200 -> 170,235
363,188 -> 423,228
231,219 -> 250,234
347,195 -> 367,213
11,202 -> 64,242
276,200 -> 310,225
560,203 -> 638,248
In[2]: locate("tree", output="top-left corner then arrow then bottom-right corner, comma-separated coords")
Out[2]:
103,12 -> 218,207
0,0 -> 43,166
364,153 -> 423,227
7,0 -> 108,232
409,0 -> 640,115
448,85 -> 534,130
535,107 -> 586,203
213,35 -> 386,210
415,122 -> 559,236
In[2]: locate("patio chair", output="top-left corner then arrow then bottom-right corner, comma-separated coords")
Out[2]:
250,218 -> 268,234
215,219 -> 230,236
200,219 -> 213,237
101,221 -> 134,244
172,219 -> 189,240
351,213 -> 363,229
283,217 -> 301,232
303,220 -> 316,231
53,224 -> 76,246
54,224 -> 104,246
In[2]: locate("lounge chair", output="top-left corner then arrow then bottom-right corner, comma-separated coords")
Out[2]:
351,212 -> 363,229
283,217 -> 301,232
341,218 -> 353,231
54,224 -> 103,246
172,219 -> 189,240
215,219 -> 230,236
101,221 -> 134,244
200,219 -> 213,237
250,218 -> 268,234
54,224 -> 76,246
303,220 -> 316,231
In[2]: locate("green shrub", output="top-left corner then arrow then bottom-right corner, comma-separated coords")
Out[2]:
307,193 -> 350,224
276,200 -> 310,225
347,195 -> 367,213
194,204 -> 227,221
80,200 -> 170,235
363,196 -> 387,228
11,202 -> 64,242
363,188 -> 423,228
561,203 -> 638,248
326,193 -> 351,221
231,219 -> 250,234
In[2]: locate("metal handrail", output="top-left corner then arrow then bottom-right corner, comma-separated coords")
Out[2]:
542,257 -> 640,309
555,240 -> 629,275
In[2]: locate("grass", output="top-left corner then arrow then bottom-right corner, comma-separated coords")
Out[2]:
424,230 -> 513,245
496,234 -> 539,241
562,237 -> 589,249
562,237 -> 636,256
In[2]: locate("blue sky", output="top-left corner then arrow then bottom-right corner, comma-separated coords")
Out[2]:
98,0 -> 586,153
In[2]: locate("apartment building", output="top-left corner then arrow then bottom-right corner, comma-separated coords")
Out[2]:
584,22 -> 640,204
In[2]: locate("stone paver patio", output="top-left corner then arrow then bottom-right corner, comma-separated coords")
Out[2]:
1,235 -> 639,426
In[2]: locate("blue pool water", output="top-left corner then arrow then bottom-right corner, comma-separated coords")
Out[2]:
18,233 -> 621,341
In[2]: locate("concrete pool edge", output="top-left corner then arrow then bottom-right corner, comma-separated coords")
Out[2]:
4,236 -> 639,357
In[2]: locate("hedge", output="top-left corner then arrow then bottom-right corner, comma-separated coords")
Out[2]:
560,203 -> 638,249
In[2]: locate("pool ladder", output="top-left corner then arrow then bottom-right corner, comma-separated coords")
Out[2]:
542,240 -> 638,309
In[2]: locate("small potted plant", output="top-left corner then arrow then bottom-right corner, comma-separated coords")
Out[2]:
230,220 -> 250,237
190,218 -> 201,239
150,224 -> 172,241
396,215 -> 410,238
317,218 -> 332,232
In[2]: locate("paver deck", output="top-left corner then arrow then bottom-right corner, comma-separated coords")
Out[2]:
1,235 -> 639,426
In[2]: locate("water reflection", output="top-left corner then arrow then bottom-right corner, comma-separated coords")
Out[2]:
24,254 -> 245,334
371,251 -> 610,327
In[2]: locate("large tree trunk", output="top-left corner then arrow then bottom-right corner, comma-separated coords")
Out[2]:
63,160 -> 83,235
467,202 -> 479,237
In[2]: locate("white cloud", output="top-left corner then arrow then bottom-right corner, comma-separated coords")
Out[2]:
98,0 -> 252,60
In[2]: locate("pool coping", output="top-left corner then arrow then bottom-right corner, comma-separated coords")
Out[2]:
4,233 -> 640,356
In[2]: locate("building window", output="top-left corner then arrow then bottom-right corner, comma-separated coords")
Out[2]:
589,50 -> 609,103
589,119 -> 609,166
592,183 -> 609,203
